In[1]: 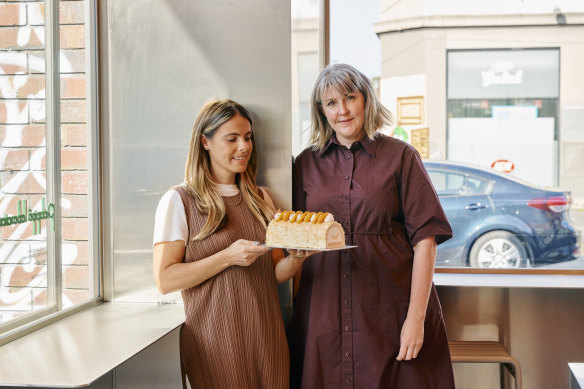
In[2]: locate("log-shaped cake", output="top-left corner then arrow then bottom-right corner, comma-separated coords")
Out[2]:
265,211 -> 345,249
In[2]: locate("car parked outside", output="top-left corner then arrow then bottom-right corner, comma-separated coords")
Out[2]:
424,160 -> 580,268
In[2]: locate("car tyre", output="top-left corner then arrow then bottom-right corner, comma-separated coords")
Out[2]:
469,231 -> 529,268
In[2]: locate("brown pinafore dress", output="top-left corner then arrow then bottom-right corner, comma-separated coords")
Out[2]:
175,186 -> 289,388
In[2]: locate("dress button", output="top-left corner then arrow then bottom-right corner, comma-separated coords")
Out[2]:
345,351 -> 351,357
343,274 -> 348,279
345,176 -> 350,180
344,326 -> 350,331
344,299 -> 349,305
345,379 -> 351,383
347,155 -> 352,159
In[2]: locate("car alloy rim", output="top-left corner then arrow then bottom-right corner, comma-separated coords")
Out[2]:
477,238 -> 522,268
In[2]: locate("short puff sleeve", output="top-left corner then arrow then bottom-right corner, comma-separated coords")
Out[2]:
399,148 -> 452,247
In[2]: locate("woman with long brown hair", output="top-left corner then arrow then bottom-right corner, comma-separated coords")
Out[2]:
153,99 -> 314,388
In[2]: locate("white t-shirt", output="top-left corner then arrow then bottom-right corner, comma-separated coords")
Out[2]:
152,185 -> 273,247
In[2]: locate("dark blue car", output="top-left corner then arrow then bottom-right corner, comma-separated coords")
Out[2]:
424,160 -> 580,268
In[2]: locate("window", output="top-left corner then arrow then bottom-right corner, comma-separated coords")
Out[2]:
292,0 -> 323,156
0,0 -> 99,344
324,0 -> 584,281
428,169 -> 491,197
428,170 -> 465,196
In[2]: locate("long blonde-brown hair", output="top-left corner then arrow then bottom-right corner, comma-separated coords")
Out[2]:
184,99 -> 274,240
309,63 -> 393,151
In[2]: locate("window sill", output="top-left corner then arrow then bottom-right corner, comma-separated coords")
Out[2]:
0,301 -> 185,387
570,363 -> 584,389
434,270 -> 584,288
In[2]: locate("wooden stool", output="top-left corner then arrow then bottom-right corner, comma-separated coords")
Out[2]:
449,341 -> 522,389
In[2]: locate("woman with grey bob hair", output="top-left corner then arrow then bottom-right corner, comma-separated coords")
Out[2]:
291,64 -> 455,388
309,63 -> 393,150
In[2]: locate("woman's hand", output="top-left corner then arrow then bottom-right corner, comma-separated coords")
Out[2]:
224,239 -> 269,267
287,249 -> 320,262
396,316 -> 425,361
274,248 -> 321,284
395,236 -> 436,361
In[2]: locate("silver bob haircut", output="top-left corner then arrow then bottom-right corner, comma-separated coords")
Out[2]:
309,63 -> 393,151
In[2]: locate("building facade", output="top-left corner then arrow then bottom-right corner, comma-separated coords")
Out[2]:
375,1 -> 584,203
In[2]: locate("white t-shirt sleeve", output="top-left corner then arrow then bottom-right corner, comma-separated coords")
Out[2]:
153,189 -> 188,247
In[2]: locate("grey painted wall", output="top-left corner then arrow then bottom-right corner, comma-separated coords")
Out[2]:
100,0 -> 293,317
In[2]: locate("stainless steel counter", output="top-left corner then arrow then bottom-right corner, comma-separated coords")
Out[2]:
0,302 -> 185,387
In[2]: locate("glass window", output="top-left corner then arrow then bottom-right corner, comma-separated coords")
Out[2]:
328,0 -> 584,275
292,0 -> 323,156
0,0 -> 98,343
428,170 -> 491,197
428,170 -> 465,196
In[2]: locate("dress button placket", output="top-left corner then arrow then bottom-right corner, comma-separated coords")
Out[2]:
341,149 -> 354,387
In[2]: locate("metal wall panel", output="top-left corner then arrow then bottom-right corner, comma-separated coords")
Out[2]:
101,0 -> 292,310
115,329 -> 182,388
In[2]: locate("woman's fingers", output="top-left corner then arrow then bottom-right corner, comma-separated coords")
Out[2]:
289,249 -> 322,261
241,244 -> 269,265
397,342 -> 421,361
397,318 -> 424,361
228,240 -> 269,266
396,345 -> 407,361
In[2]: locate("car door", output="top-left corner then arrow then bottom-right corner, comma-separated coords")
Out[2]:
427,169 -> 493,266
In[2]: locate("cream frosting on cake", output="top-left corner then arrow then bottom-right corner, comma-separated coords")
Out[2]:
265,211 -> 345,249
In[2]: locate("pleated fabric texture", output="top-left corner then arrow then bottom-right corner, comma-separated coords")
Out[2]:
175,186 -> 289,389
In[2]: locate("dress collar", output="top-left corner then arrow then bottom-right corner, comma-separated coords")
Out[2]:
317,132 -> 377,158
216,184 -> 239,196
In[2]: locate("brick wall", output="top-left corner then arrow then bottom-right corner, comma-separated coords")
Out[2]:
0,0 -> 90,324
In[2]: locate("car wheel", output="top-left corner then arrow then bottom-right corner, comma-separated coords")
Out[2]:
469,231 -> 529,268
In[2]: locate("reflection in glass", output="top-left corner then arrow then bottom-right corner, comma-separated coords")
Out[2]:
0,1 -> 48,324
0,0 -> 94,332
292,0 -> 321,156
59,0 -> 92,308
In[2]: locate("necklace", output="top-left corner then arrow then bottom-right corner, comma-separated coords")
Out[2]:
223,193 -> 242,206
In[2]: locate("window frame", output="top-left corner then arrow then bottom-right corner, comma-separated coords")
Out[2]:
0,0 -> 102,347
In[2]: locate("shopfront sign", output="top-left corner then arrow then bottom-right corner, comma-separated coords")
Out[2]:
0,198 -> 55,235
481,61 -> 523,87
448,49 -> 559,99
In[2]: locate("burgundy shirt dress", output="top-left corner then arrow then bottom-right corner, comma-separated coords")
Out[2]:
290,134 -> 455,389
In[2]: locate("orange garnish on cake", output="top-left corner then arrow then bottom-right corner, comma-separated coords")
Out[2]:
312,212 -> 322,224
265,210 -> 344,249
297,211 -> 309,223
289,211 -> 300,222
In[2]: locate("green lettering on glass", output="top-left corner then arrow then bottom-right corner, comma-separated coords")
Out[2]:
0,198 -> 56,235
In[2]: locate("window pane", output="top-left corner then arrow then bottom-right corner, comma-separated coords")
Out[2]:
0,0 -> 96,333
330,0 -> 584,271
0,1 -> 49,324
292,0 -> 321,156
59,0 -> 93,308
